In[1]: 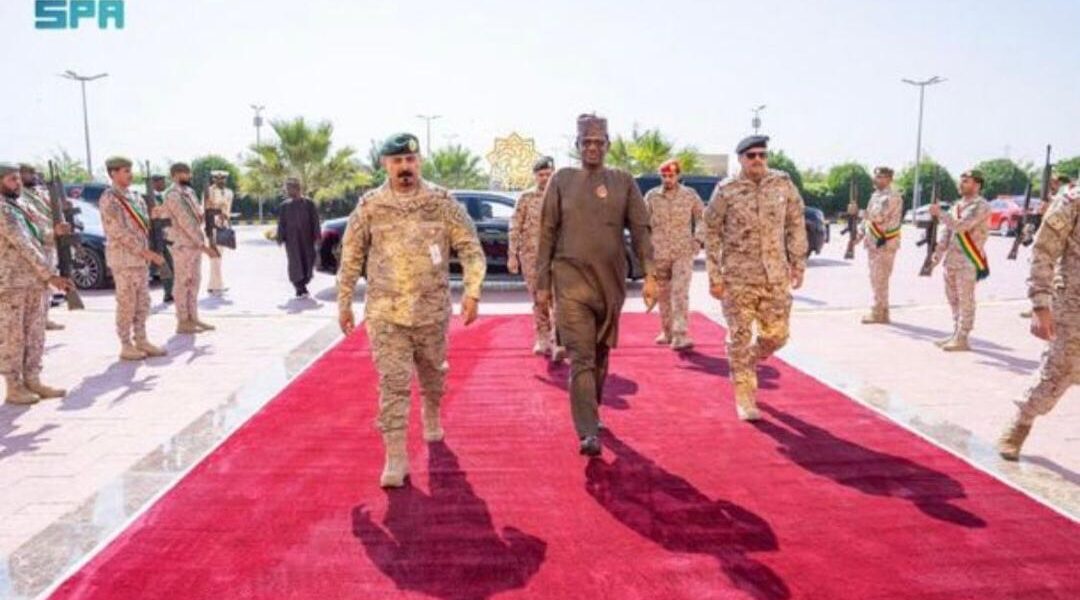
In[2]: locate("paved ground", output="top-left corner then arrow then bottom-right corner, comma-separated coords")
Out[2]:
0,224 -> 1075,598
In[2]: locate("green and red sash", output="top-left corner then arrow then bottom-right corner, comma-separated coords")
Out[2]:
4,198 -> 44,244
114,189 -> 150,236
956,231 -> 989,280
866,221 -> 901,247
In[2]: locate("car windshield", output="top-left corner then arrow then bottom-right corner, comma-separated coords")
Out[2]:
73,199 -> 103,235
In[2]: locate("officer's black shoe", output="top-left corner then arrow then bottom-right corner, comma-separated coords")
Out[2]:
163,295 -> 174,304
579,435 -> 601,457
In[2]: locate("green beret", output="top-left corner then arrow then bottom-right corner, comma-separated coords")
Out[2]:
169,162 -> 191,176
736,135 -> 769,155
380,132 -> 421,157
961,169 -> 985,186
0,162 -> 18,177
105,156 -> 133,171
874,166 -> 894,177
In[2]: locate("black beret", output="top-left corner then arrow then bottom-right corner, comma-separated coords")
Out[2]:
380,132 -> 421,157
735,135 -> 769,155
961,169 -> 985,186
150,174 -> 166,182
532,155 -> 555,173
874,166 -> 894,177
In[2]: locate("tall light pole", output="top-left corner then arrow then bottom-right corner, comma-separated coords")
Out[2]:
416,114 -> 441,156
250,104 -> 266,223
902,76 -> 946,215
60,71 -> 108,175
751,104 -> 766,134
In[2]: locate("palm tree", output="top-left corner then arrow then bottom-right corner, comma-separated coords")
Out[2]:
242,117 -> 369,202
422,145 -> 488,189
606,128 -> 705,176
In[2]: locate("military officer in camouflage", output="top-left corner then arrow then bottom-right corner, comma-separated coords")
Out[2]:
645,158 -> 705,350
998,183 -> 1080,460
18,164 -> 64,331
338,133 -> 486,488
509,155 -> 564,360
705,136 -> 808,421
930,170 -> 991,352
99,156 -> 168,361
163,163 -> 217,334
861,166 -> 903,324
0,163 -> 75,405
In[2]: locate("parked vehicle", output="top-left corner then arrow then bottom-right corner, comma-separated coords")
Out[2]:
64,182 -> 109,206
317,189 -> 647,279
635,175 -> 828,257
987,198 -> 1023,236
69,199 -> 111,290
904,202 -> 954,227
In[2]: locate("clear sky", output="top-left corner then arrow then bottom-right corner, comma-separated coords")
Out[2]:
3,0 -> 1078,178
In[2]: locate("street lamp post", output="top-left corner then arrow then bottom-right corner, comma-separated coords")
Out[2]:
250,104 -> 266,222
902,76 -> 946,216
416,114 -> 442,156
751,105 -> 766,134
59,71 -> 108,175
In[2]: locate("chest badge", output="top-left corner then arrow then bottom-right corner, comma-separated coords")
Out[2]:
595,184 -> 608,199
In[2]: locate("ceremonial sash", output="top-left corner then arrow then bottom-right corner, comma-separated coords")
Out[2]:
866,221 -> 900,247
4,199 -> 43,244
956,231 -> 989,280
115,190 -> 150,236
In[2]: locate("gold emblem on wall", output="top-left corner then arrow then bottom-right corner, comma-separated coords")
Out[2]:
486,133 -> 540,191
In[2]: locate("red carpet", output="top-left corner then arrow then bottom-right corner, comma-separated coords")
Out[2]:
51,313 -> 1079,599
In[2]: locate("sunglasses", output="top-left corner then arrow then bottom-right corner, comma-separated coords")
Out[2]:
743,151 -> 768,160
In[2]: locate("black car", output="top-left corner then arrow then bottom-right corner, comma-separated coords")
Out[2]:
68,198 -> 112,289
64,182 -> 109,206
636,175 -> 828,257
317,189 -> 648,279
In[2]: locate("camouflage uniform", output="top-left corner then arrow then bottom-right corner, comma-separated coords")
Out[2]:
337,181 -> 486,435
862,185 -> 903,321
1017,189 -> 1080,421
163,184 -> 205,325
509,187 -> 556,347
931,196 -> 990,343
100,186 -> 153,347
20,186 -> 57,322
705,169 -> 808,417
645,183 -> 705,345
0,196 -> 52,385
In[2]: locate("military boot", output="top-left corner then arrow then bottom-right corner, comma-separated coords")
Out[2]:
176,321 -> 199,334
550,346 -> 566,363
380,431 -> 409,488
671,335 -> 695,351
4,376 -> 39,406
735,391 -> 761,422
421,401 -> 445,443
997,416 -> 1033,461
24,375 -> 65,399
934,334 -> 955,348
120,344 -> 147,361
861,309 -> 889,325
136,340 -> 167,358
194,319 -> 216,332
654,332 -> 671,345
531,339 -> 549,356
942,335 -> 971,352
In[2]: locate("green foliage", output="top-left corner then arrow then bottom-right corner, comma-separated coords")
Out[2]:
242,117 -> 369,202
607,128 -> 705,175
897,159 -> 959,207
1053,155 -> 1080,183
191,155 -> 242,198
41,148 -> 92,184
973,158 -> 1030,199
825,163 -> 873,210
421,145 -> 488,189
767,150 -> 803,193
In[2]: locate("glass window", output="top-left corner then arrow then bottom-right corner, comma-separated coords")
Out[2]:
481,198 -> 515,220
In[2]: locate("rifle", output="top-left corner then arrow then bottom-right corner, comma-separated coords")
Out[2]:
46,161 -> 85,310
143,161 -> 173,280
1024,145 -> 1053,250
918,168 -> 940,277
1007,177 -> 1034,260
842,178 -> 860,259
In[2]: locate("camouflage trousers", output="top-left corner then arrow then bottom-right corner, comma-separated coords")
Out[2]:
866,242 -> 898,315
1016,305 -> 1079,423
113,267 -> 150,346
172,247 -> 202,323
943,264 -> 977,337
522,259 -> 556,345
43,245 -> 56,321
721,283 -> 792,401
366,318 -> 449,434
655,255 -> 694,338
0,286 -> 46,378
